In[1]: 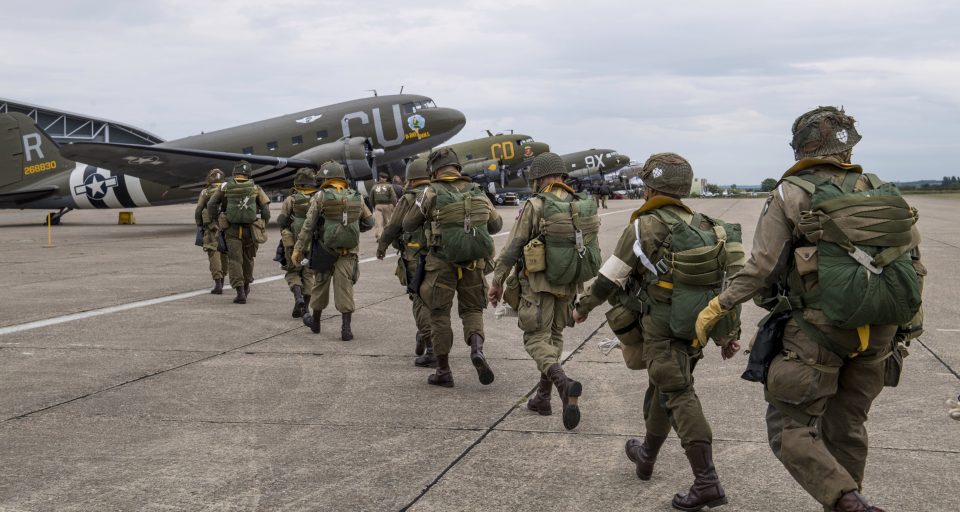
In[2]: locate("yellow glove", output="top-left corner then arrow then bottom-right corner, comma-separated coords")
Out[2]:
694,297 -> 730,347
291,250 -> 303,265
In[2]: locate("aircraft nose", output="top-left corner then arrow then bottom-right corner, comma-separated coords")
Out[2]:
420,107 -> 466,140
529,141 -> 550,154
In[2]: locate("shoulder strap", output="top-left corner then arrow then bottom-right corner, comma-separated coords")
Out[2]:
863,172 -> 885,190
633,219 -> 659,275
782,175 -> 816,196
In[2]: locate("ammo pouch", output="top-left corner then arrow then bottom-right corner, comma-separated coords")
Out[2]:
407,253 -> 427,297
252,218 -> 268,244
605,304 -> 644,370
523,238 -> 546,273
309,238 -> 338,273
742,311 -> 790,384
884,341 -> 909,387
195,226 -> 205,247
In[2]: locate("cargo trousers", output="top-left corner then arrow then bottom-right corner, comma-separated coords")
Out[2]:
418,253 -> 487,356
205,249 -> 228,281
374,204 -> 395,240
518,285 -> 573,374
400,256 -> 432,340
764,318 -> 895,508
309,253 -> 358,313
224,224 -> 258,289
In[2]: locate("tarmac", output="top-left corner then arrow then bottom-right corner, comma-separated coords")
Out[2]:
0,196 -> 957,511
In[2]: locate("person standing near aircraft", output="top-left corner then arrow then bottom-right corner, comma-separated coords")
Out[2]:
487,152 -> 602,430
195,168 -> 229,294
598,181 -> 612,209
277,169 -> 319,319
206,161 -> 271,304
370,174 -> 398,240
401,148 -> 503,388
292,161 -> 374,341
573,153 -> 744,511
376,158 -> 437,368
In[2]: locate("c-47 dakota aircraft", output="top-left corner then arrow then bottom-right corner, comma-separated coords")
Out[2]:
426,131 -> 550,197
561,148 -> 631,189
0,94 -> 465,223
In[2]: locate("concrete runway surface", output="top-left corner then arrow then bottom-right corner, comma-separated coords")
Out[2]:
0,197 -> 957,511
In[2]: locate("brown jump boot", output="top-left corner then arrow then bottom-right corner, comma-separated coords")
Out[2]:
211,278 -> 223,295
672,443 -> 728,511
233,286 -> 247,304
291,285 -> 305,318
340,312 -> 353,341
415,332 -> 426,356
526,373 -> 552,416
244,282 -> 251,297
468,334 -> 495,385
427,354 -> 454,387
625,434 -> 668,480
303,309 -> 321,333
547,363 -> 582,430
834,491 -> 885,512
414,336 -> 437,368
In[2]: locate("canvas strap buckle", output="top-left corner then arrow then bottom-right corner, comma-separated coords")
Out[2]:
575,230 -> 585,257
849,246 -> 883,275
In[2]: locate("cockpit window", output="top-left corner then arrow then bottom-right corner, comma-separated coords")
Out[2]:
402,102 -> 416,115
516,137 -> 533,146
422,100 -> 436,108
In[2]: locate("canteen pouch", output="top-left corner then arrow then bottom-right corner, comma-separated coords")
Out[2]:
252,219 -> 268,244
523,238 -> 546,273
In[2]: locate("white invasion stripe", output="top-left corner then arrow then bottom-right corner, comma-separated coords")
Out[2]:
0,206 -> 635,336
69,163 -> 93,209
125,175 -> 151,207
100,169 -> 124,208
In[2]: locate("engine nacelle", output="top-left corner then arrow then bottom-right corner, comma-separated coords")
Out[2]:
290,137 -> 378,180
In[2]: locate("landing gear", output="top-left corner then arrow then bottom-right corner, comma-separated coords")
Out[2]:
43,207 -> 73,226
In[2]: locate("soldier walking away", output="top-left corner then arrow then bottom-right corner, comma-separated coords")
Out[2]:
598,181 -> 612,209
401,148 -> 503,387
292,161 -> 374,341
195,168 -> 229,294
573,153 -> 745,511
278,169 -> 319,319
695,107 -> 924,512
488,152 -> 602,430
371,174 -> 398,240
377,158 -> 437,368
206,161 -> 271,304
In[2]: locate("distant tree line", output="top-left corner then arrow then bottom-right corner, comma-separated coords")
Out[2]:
898,176 -> 960,191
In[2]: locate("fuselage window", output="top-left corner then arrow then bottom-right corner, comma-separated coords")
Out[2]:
267,141 -> 278,151
316,130 -> 328,140
242,146 -> 253,155
292,135 -> 303,146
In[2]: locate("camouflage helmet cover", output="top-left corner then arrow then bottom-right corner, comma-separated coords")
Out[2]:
232,160 -> 253,177
206,168 -> 225,184
427,147 -> 461,174
790,106 -> 861,160
527,152 -> 568,181
318,160 -> 346,180
639,153 -> 694,197
293,168 -> 316,186
405,158 -> 430,181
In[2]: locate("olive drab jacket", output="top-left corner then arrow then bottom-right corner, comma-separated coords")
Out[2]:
493,184 -> 581,297
717,158 -> 925,327
378,183 -> 430,260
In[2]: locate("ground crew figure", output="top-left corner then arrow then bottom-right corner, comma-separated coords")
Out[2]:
377,158 -> 437,367
292,161 -> 374,341
401,148 -> 503,387
278,169 -> 318,318
488,152 -> 602,430
573,153 -> 745,511
206,161 -> 271,304
695,107 -> 924,512
195,168 -> 228,294
599,182 -> 612,209
371,174 -> 398,240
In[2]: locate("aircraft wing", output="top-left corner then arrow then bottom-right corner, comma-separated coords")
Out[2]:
60,142 -> 315,187
0,185 -> 59,204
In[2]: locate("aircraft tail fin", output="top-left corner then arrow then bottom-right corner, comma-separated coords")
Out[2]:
0,113 -> 70,189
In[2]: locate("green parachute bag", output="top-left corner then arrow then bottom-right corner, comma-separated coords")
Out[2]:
539,192 -> 602,285
289,191 -> 313,237
224,179 -> 259,224
319,188 -> 363,250
654,210 -> 745,343
788,173 -> 921,329
431,183 -> 494,265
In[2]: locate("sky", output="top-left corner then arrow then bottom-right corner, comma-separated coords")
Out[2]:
2,0 -> 958,184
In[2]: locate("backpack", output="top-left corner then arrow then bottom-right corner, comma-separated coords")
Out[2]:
289,191 -> 313,237
644,209 -> 745,343
372,183 -> 394,205
399,187 -> 429,257
318,187 -> 363,250
537,191 -> 602,285
224,179 -> 259,224
784,171 -> 921,329
429,182 -> 494,265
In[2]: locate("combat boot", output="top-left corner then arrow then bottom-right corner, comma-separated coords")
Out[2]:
468,333 -> 495,385
415,332 -> 426,356
233,286 -> 247,304
303,309 -> 321,334
427,354 -> 454,387
414,336 -> 437,368
526,373 -> 552,416
211,279 -> 223,295
244,282 -> 251,297
833,491 -> 885,512
625,434 -> 668,480
547,363 -> 582,430
672,443 -> 728,511
340,312 -> 353,341
291,285 -> 305,318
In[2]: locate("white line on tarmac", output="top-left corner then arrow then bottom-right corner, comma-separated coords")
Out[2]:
936,329 -> 960,332
0,207 -> 636,337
